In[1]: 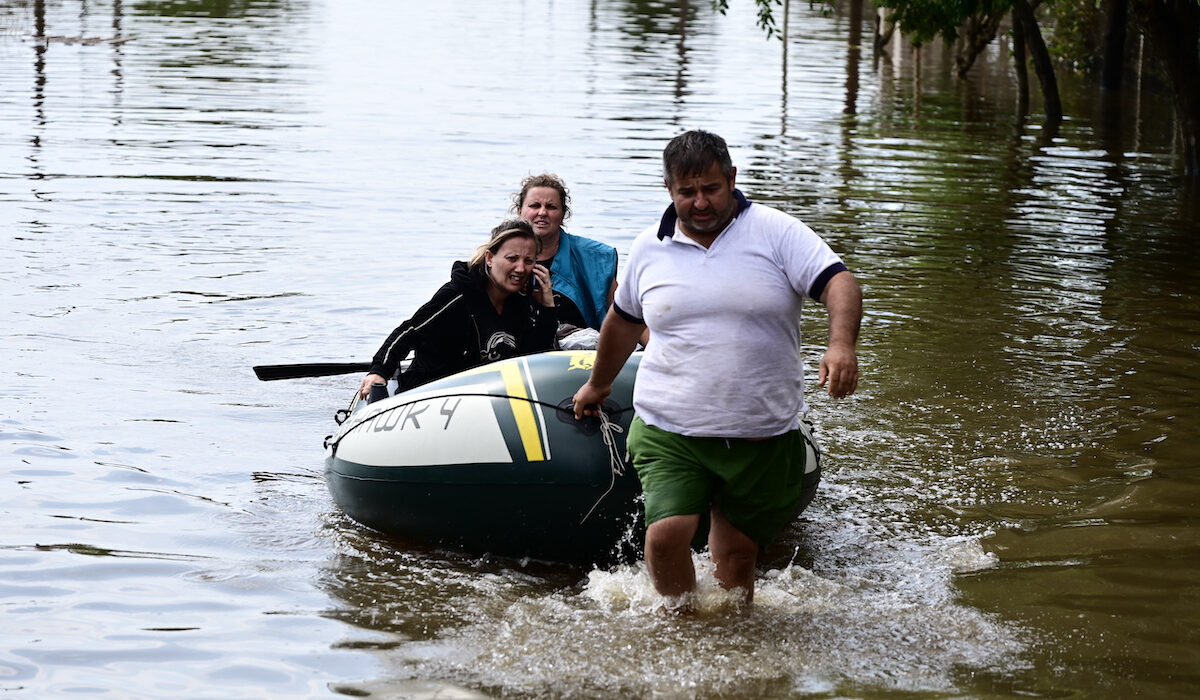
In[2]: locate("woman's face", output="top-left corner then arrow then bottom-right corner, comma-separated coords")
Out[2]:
519,187 -> 566,239
486,237 -> 538,295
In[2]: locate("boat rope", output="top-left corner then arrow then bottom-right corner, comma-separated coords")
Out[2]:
579,408 -> 628,525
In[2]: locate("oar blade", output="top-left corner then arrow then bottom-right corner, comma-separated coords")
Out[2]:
253,362 -> 373,381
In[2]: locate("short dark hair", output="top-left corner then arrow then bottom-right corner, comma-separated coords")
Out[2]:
662,130 -> 733,185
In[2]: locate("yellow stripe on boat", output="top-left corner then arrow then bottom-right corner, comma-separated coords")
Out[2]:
499,360 -> 545,462
439,357 -> 549,462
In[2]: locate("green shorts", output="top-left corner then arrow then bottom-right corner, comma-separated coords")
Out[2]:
626,416 -> 820,549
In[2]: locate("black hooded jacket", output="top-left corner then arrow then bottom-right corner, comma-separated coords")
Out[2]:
368,261 -> 579,390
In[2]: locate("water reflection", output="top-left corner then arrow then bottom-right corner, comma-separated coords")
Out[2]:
2,0 -> 1198,697
30,0 -> 46,162
844,0 -> 862,116
110,0 -> 125,125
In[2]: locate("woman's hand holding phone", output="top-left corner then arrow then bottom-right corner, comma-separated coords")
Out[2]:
530,264 -> 554,307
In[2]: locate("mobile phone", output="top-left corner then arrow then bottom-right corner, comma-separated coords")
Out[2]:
529,270 -> 540,291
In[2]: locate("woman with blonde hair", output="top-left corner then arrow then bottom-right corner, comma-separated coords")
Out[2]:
358,219 -> 581,398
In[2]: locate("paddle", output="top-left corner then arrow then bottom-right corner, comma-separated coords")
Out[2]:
253,362 -> 373,381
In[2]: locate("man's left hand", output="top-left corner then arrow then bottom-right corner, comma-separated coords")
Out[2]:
818,344 -> 858,398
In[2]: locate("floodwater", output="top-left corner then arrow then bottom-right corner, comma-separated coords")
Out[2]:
2,0 -> 1197,697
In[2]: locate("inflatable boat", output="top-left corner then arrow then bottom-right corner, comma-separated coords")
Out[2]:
324,350 -> 645,565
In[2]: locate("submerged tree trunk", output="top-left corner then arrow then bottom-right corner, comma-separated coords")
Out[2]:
846,0 -> 862,114
874,9 -> 896,53
1011,0 -> 1062,126
1100,0 -> 1129,91
1129,0 -> 1200,176
1012,8 -> 1030,117
955,10 -> 1007,78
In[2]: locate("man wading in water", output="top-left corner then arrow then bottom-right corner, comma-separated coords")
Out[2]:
573,130 -> 862,609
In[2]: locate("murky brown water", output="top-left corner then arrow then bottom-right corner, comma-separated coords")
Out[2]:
2,0 -> 1197,697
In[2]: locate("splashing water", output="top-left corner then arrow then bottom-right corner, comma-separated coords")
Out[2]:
367,534 -> 1024,699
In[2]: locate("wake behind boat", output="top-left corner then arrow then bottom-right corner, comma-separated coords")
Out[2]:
324,350 -> 645,565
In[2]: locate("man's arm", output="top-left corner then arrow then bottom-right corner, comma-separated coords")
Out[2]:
572,306 -> 646,419
818,270 -> 862,399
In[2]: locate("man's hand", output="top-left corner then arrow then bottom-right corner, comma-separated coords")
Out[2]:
818,270 -> 862,399
572,381 -> 612,420
818,344 -> 858,398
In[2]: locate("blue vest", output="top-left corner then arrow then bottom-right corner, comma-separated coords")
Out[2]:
550,230 -> 617,330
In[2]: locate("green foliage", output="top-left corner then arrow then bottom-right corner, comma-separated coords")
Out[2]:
873,0 -> 1014,45
1044,0 -> 1103,72
710,0 -> 785,39
714,0 -> 1014,47
713,0 -> 1106,73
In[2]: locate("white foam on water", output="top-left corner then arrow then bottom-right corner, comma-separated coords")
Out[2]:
390,531 -> 1025,699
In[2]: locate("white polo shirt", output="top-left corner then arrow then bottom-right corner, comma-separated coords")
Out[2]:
614,191 -> 846,438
